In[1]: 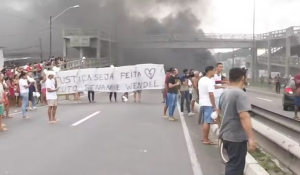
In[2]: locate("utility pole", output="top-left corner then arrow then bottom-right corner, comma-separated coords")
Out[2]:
49,16 -> 52,59
232,48 -> 235,68
39,38 -> 43,61
252,0 -> 256,81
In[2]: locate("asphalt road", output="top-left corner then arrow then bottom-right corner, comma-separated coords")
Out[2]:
0,91 -> 225,175
247,90 -> 296,119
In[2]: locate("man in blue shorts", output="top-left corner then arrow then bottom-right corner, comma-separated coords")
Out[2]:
198,66 -> 217,145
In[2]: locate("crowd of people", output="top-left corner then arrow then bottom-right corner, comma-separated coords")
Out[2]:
162,63 -> 256,175
0,56 -> 68,131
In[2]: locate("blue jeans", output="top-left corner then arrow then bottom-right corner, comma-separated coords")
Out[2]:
21,93 -> 29,117
167,93 -> 178,117
180,91 -> 191,113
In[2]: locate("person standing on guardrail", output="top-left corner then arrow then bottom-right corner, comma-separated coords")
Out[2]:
218,67 -> 256,175
293,73 -> 300,121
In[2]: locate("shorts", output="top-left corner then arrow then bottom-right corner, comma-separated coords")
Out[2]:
28,91 -> 34,101
134,90 -> 142,94
0,105 -> 3,115
200,106 -> 214,124
41,88 -> 46,95
47,99 -> 58,107
295,96 -> 300,106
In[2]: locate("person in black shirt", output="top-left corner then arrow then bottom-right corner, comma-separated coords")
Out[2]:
166,68 -> 180,121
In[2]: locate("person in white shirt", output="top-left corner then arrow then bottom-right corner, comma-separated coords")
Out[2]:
198,66 -> 217,145
213,63 -> 226,109
19,72 -> 33,119
45,71 -> 60,123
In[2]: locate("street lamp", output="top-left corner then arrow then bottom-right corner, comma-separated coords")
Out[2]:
49,5 -> 80,58
251,0 -> 256,81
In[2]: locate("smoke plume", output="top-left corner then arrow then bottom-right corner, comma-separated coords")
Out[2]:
0,0 -> 215,71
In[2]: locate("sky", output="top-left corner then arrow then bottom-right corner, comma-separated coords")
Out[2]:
0,0 -> 299,54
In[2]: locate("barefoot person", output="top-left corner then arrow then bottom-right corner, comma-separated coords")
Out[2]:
198,66 -> 217,144
294,72 -> 300,120
45,71 -> 60,123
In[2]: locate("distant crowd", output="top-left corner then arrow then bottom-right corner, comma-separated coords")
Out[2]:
0,56 -> 69,130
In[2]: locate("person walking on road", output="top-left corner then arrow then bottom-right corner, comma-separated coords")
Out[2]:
45,71 -> 60,124
293,73 -> 300,120
19,72 -> 33,119
219,67 -> 256,175
165,68 -> 180,121
179,69 -> 194,117
275,74 -> 281,94
198,66 -> 217,144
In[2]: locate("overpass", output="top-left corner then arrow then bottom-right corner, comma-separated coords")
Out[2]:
63,26 -> 300,80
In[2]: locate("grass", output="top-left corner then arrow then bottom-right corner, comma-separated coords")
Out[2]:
249,148 -> 287,175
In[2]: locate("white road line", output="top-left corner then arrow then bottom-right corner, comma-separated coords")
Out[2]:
71,111 -> 101,126
256,97 -> 273,102
176,102 -> 204,175
9,92 -> 102,116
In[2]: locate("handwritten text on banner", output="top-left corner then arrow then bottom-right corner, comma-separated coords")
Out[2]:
56,64 -> 165,94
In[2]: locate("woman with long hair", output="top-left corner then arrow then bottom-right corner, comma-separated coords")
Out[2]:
13,75 -> 20,107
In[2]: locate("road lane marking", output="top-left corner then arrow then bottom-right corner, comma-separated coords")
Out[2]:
176,102 -> 204,175
9,92 -> 103,116
256,97 -> 273,102
71,111 -> 101,126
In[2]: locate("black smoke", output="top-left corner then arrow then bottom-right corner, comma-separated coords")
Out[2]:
0,0 -> 215,71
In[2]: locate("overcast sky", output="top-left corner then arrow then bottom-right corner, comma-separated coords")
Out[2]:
0,0 -> 299,54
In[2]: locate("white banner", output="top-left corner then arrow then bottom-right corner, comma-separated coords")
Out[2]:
56,64 -> 165,94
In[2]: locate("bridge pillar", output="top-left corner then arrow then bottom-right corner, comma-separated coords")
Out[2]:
63,39 -> 67,58
285,37 -> 291,77
79,47 -> 83,58
250,47 -> 258,81
97,38 -> 101,59
116,45 -> 124,66
267,34 -> 272,77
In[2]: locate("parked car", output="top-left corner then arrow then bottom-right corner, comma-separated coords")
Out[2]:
282,77 -> 295,111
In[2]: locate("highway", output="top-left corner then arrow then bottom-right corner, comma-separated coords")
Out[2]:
0,91 -> 225,175
247,89 -> 295,119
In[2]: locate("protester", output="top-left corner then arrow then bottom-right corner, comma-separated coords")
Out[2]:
0,89 -> 7,131
19,71 -> 32,119
219,67 -> 256,175
162,69 -> 171,117
45,71 -> 60,123
179,69 -> 194,116
133,90 -> 142,102
198,66 -> 217,144
27,72 -> 37,110
88,90 -> 95,103
109,92 -> 117,102
165,68 -> 180,121
13,75 -> 20,107
294,72 -> 300,120
191,71 -> 201,113
40,74 -> 47,105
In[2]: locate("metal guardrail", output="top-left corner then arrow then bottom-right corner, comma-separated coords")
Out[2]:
246,56 -> 300,68
250,105 -> 300,174
61,57 -> 113,71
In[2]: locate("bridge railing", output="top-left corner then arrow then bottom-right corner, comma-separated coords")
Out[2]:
61,57 -> 113,70
246,56 -> 300,68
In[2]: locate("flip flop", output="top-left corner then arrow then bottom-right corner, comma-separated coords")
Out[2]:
294,117 -> 300,121
202,141 -> 217,145
0,128 -> 8,131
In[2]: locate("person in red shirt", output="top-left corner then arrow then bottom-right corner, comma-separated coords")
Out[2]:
26,63 -> 33,72
162,68 -> 173,117
294,73 -> 300,120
